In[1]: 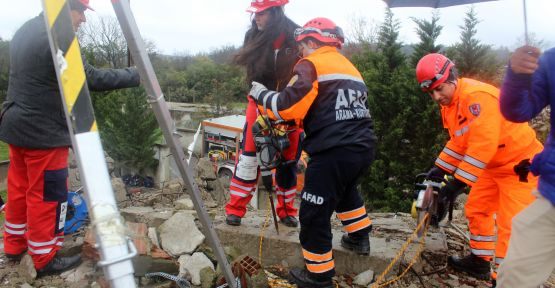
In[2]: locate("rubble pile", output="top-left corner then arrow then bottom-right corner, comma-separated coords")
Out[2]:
1,156 -> 555,287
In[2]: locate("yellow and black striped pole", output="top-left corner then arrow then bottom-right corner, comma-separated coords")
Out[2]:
42,1 -> 137,286
43,0 -> 96,133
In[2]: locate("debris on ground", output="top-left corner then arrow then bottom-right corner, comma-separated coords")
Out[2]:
1,157 -> 555,287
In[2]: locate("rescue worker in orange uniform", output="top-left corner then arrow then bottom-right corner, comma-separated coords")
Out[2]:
224,0 -> 302,227
250,18 -> 376,288
416,53 -> 543,283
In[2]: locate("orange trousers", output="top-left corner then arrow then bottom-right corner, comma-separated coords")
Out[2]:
465,162 -> 538,276
225,97 -> 300,219
3,145 -> 69,270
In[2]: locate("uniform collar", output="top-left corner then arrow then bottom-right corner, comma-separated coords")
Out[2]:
309,46 -> 338,56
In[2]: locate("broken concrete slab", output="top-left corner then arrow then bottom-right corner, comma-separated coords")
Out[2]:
178,252 -> 214,286
121,207 -> 174,227
18,255 -> 36,283
159,212 -> 205,257
174,197 -> 194,210
214,212 -> 447,276
353,269 -> 374,286
121,206 -> 155,222
132,256 -> 178,277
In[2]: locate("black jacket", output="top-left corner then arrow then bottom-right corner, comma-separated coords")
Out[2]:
256,46 -> 377,155
0,14 -> 140,149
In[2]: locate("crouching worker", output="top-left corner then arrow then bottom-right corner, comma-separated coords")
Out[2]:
415,53 -> 543,285
0,0 -> 140,276
249,17 -> 377,288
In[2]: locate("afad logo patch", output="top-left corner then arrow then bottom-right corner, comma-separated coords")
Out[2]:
469,103 -> 481,116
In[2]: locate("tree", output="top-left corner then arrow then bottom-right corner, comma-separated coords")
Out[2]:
78,17 -> 128,68
410,11 -> 443,66
377,9 -> 405,70
0,37 -> 9,104
351,8 -> 446,212
93,88 -> 161,174
78,16 -> 157,69
447,7 -> 502,83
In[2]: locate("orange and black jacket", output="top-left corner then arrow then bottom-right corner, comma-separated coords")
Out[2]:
435,78 -> 542,186
255,46 -> 376,155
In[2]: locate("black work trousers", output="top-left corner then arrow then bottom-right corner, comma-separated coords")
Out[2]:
299,146 -> 374,280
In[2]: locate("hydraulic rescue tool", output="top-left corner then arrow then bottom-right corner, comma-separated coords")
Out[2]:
412,174 -> 444,237
411,173 -> 467,237
252,115 -> 295,234
412,173 -> 469,236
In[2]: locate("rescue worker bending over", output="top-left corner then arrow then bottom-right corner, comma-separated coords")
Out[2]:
250,17 -> 377,288
416,53 -> 543,284
0,0 -> 140,276
225,0 -> 302,228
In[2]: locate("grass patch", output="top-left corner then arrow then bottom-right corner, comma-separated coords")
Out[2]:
0,141 -> 8,161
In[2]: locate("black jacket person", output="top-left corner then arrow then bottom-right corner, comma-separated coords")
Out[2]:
250,17 -> 376,288
0,0 -> 140,275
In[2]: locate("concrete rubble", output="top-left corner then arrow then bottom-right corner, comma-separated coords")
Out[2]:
1,156 -> 555,287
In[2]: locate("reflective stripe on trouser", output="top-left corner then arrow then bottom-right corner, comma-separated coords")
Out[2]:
225,97 -> 300,218
299,147 -> 374,280
336,206 -> 372,235
3,145 -> 69,270
464,163 -> 537,262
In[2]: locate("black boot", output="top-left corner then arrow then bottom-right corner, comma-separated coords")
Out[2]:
280,216 -> 298,227
341,234 -> 370,255
225,214 -> 241,226
5,250 -> 27,262
448,253 -> 491,280
289,267 -> 333,288
37,254 -> 82,276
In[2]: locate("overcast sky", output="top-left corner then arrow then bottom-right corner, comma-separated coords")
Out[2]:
0,0 -> 553,55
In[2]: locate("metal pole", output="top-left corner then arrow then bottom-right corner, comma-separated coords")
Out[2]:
41,1 -> 137,287
109,1 -> 238,287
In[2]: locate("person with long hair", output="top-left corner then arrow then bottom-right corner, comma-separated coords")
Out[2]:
224,0 -> 301,227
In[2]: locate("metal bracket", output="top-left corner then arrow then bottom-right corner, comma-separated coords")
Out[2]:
97,238 -> 138,267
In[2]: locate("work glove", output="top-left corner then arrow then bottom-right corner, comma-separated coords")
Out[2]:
426,166 -> 446,181
249,81 -> 268,102
514,158 -> 531,182
435,177 -> 467,225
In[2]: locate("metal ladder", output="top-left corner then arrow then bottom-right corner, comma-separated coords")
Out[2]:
41,0 -> 237,287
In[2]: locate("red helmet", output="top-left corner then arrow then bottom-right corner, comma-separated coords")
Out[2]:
246,0 -> 288,13
71,0 -> 94,11
294,17 -> 345,48
415,53 -> 455,91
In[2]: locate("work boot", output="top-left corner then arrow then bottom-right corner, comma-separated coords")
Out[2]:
225,214 -> 241,226
288,267 -> 333,288
5,250 -> 26,262
341,234 -> 370,255
280,216 -> 298,227
37,254 -> 82,277
448,253 -> 491,280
